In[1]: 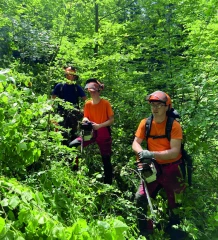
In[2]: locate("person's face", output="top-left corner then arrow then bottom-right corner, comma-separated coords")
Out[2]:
150,102 -> 168,117
85,82 -> 100,97
65,68 -> 76,82
88,89 -> 100,97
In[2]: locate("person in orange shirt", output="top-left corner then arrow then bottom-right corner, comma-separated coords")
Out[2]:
132,91 -> 186,237
69,78 -> 114,184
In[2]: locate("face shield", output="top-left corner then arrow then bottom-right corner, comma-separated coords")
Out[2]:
84,82 -> 100,92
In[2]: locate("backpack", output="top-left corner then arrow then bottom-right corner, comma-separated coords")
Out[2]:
145,108 -> 193,186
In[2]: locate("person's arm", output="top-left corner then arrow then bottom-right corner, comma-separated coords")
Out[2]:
135,138 -> 182,161
92,115 -> 114,130
51,84 -> 61,99
132,137 -> 145,168
132,136 -> 144,154
77,85 -> 87,101
133,137 -> 181,161
132,119 -> 147,161
51,95 -> 57,99
153,139 -> 181,160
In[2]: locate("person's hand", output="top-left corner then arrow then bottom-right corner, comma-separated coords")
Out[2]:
136,162 -> 144,170
136,161 -> 151,170
92,123 -> 101,130
82,117 -> 90,123
138,150 -> 154,161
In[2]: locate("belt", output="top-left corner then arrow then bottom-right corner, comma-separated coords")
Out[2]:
161,159 -> 182,167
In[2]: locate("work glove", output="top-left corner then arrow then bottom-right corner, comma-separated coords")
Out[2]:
138,150 -> 154,162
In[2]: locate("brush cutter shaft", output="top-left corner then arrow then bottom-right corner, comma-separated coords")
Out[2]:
139,171 -> 155,217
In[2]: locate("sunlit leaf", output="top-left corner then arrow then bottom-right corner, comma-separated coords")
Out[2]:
0,217 -> 5,233
9,196 -> 20,209
1,198 -> 9,207
1,95 -> 8,104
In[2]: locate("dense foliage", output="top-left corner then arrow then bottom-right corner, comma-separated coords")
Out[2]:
0,0 -> 217,239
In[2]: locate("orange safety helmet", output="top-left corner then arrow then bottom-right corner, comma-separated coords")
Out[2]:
146,90 -> 172,109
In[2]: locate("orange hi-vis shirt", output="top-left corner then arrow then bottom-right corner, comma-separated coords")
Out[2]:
84,99 -> 114,124
135,117 -> 183,164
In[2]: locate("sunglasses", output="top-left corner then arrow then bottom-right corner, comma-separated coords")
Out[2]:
150,103 -> 166,109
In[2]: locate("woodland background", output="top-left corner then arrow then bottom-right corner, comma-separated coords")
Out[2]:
0,0 -> 218,239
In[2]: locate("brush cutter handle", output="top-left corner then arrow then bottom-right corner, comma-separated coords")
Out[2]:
136,162 -> 150,171
135,158 -> 155,170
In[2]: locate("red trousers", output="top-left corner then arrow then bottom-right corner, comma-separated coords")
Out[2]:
69,127 -> 113,184
135,161 -> 186,234
82,127 -> 112,156
137,161 -> 186,208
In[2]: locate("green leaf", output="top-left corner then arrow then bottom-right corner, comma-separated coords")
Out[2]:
18,142 -> 27,150
7,210 -> 15,221
97,220 -> 110,230
1,198 -> 9,207
21,191 -> 33,203
0,217 -> 5,233
113,219 -> 128,236
16,237 -> 25,240
38,215 -> 45,225
214,215 -> 218,221
34,191 -> 44,205
9,196 -> 20,209
2,229 -> 15,239
0,83 -> 3,92
72,219 -> 88,235
1,95 -> 8,104
0,74 -> 6,81
96,174 -> 102,179
52,225 -> 65,238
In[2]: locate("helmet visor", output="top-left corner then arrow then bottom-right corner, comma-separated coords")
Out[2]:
84,82 -> 99,92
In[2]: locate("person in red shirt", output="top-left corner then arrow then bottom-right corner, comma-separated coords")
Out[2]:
70,79 -> 114,184
132,91 -> 186,237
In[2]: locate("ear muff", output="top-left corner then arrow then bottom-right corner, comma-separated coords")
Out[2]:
99,83 -> 104,90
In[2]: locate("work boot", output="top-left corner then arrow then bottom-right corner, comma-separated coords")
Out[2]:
135,191 -> 154,236
101,155 -> 113,184
165,211 -> 188,240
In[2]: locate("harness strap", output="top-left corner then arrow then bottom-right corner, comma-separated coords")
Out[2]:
145,115 -> 153,142
145,115 -> 175,142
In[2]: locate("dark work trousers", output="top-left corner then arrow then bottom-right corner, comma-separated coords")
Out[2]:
135,160 -> 186,235
69,127 -> 113,184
